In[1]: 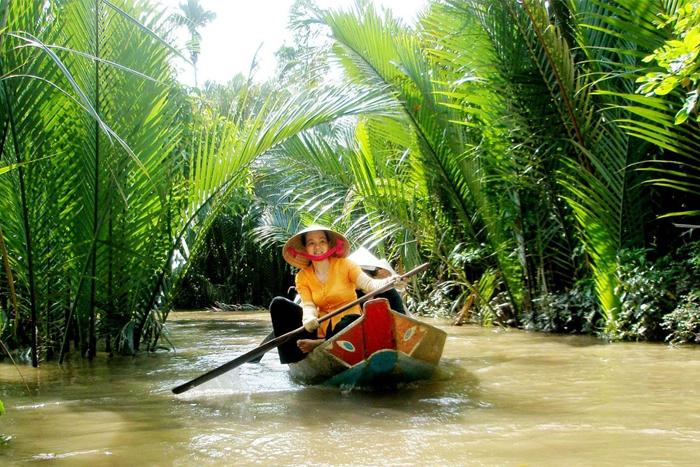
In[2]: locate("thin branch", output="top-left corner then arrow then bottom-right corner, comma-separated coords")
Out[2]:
0,339 -> 32,396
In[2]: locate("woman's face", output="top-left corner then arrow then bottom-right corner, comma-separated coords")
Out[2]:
373,268 -> 391,279
305,230 -> 329,256
366,268 -> 390,279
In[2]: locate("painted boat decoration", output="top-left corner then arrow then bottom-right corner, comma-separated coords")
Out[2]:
288,298 -> 447,387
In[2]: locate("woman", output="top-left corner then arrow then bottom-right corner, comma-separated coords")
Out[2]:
269,225 -> 399,364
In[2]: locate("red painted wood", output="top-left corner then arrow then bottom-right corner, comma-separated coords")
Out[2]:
362,299 -> 396,358
325,322 -> 365,366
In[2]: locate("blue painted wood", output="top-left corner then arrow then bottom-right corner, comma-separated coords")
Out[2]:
322,350 -> 438,387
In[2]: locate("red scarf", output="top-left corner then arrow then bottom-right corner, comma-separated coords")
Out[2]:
290,239 -> 345,262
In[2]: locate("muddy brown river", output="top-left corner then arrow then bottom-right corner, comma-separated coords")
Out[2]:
1,310 -> 699,466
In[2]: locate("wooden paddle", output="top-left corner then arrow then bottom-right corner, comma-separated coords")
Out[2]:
246,331 -> 274,364
171,263 -> 429,394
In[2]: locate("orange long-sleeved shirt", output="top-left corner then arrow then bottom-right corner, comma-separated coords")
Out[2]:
295,257 -> 362,338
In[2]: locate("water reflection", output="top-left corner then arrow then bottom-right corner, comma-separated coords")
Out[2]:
1,311 -> 699,467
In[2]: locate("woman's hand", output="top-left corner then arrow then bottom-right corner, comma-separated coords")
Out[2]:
390,274 -> 408,292
302,316 -> 320,332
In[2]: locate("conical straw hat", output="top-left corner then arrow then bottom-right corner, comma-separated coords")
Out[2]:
282,225 -> 349,269
348,247 -> 397,276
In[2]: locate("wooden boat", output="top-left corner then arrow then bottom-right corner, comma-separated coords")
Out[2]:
288,298 -> 447,387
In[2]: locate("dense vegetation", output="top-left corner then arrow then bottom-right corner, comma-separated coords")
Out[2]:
1,0 -> 699,366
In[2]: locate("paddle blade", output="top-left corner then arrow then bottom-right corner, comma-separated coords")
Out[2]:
171,332 -> 294,394
247,330 -> 275,364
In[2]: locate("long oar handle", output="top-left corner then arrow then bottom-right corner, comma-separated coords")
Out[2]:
171,262 -> 429,394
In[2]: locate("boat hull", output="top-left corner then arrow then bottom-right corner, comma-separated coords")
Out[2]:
288,298 -> 447,387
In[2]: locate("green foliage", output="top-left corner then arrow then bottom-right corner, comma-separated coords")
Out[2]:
657,241 -> 700,345
528,239 -> 700,342
410,289 -> 456,319
0,0 -> 398,360
174,192 -> 291,309
662,292 -> 700,345
253,0 -> 700,341
169,0 -> 217,86
582,0 -> 700,218
613,249 -> 681,341
1,0 -> 188,360
530,278 -> 600,334
0,397 -> 4,418
2,0 -> 700,354
274,0 -> 329,91
636,0 -> 700,124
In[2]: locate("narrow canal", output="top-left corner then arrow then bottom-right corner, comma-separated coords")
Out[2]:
1,310 -> 699,466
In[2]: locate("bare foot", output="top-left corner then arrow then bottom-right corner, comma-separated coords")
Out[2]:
297,338 -> 324,354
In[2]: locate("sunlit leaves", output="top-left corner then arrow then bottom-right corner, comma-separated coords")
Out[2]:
635,0 -> 700,124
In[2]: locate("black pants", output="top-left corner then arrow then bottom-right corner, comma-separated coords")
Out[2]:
374,288 -> 406,314
269,297 -> 360,364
